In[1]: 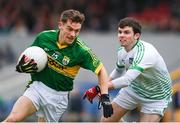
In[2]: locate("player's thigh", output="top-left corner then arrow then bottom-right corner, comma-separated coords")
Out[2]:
101,102 -> 129,122
140,112 -> 161,122
139,96 -> 170,122
8,96 -> 37,120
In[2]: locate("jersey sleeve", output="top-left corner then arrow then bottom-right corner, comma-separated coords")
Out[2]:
112,69 -> 141,89
31,37 -> 40,46
80,48 -> 103,75
110,66 -> 125,79
110,55 -> 125,79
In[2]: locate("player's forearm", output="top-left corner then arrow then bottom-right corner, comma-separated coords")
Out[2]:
107,74 -> 129,90
98,66 -> 109,94
110,69 -> 141,89
106,74 -> 128,90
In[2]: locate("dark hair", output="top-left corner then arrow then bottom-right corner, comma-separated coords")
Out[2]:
118,17 -> 141,34
60,9 -> 85,24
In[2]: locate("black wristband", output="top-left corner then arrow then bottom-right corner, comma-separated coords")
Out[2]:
100,94 -> 110,101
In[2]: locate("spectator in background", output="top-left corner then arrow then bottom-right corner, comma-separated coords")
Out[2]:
11,17 -> 28,37
1,0 -> 179,33
0,48 -> 4,69
170,0 -> 180,32
0,43 -> 16,69
4,43 -> 16,64
0,10 -> 10,33
32,4 -> 54,33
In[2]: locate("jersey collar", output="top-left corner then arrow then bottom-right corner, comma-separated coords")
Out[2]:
56,42 -> 68,49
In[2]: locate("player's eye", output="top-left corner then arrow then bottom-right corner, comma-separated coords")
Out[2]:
75,29 -> 80,33
124,31 -> 130,34
67,27 -> 73,31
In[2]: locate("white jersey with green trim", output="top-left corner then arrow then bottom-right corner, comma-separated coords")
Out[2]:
111,40 -> 172,100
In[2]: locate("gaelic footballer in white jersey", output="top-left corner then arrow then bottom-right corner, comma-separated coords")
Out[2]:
111,40 -> 172,100
101,17 -> 172,122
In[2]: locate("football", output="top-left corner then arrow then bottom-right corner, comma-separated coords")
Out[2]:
18,46 -> 48,72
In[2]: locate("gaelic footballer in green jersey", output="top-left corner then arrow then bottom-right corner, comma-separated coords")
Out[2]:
31,30 -> 103,91
5,10 -> 112,122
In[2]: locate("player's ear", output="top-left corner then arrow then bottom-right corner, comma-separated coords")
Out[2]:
58,21 -> 63,30
134,33 -> 141,40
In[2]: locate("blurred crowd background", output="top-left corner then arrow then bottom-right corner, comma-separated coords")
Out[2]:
0,0 -> 180,122
0,0 -> 180,34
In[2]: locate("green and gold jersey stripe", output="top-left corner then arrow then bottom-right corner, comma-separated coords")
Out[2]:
47,54 -> 80,78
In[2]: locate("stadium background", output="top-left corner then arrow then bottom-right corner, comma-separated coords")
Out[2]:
0,0 -> 180,121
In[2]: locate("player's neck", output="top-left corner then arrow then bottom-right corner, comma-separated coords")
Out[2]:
58,33 -> 66,46
125,40 -> 138,52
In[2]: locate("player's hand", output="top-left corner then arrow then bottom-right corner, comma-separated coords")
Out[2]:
83,85 -> 100,103
16,55 -> 38,73
99,94 -> 113,118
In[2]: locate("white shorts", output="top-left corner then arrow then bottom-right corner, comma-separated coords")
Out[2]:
113,87 -> 171,117
23,81 -> 69,122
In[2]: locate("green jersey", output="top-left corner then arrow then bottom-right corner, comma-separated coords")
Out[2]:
30,30 -> 103,91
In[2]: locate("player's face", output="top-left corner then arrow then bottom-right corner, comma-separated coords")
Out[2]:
58,19 -> 81,45
118,26 -> 140,51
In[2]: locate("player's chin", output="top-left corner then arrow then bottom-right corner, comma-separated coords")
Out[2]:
66,42 -> 73,45
67,39 -> 75,44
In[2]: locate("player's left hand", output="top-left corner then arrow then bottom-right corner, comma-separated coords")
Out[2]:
16,55 -> 38,73
99,94 -> 113,118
